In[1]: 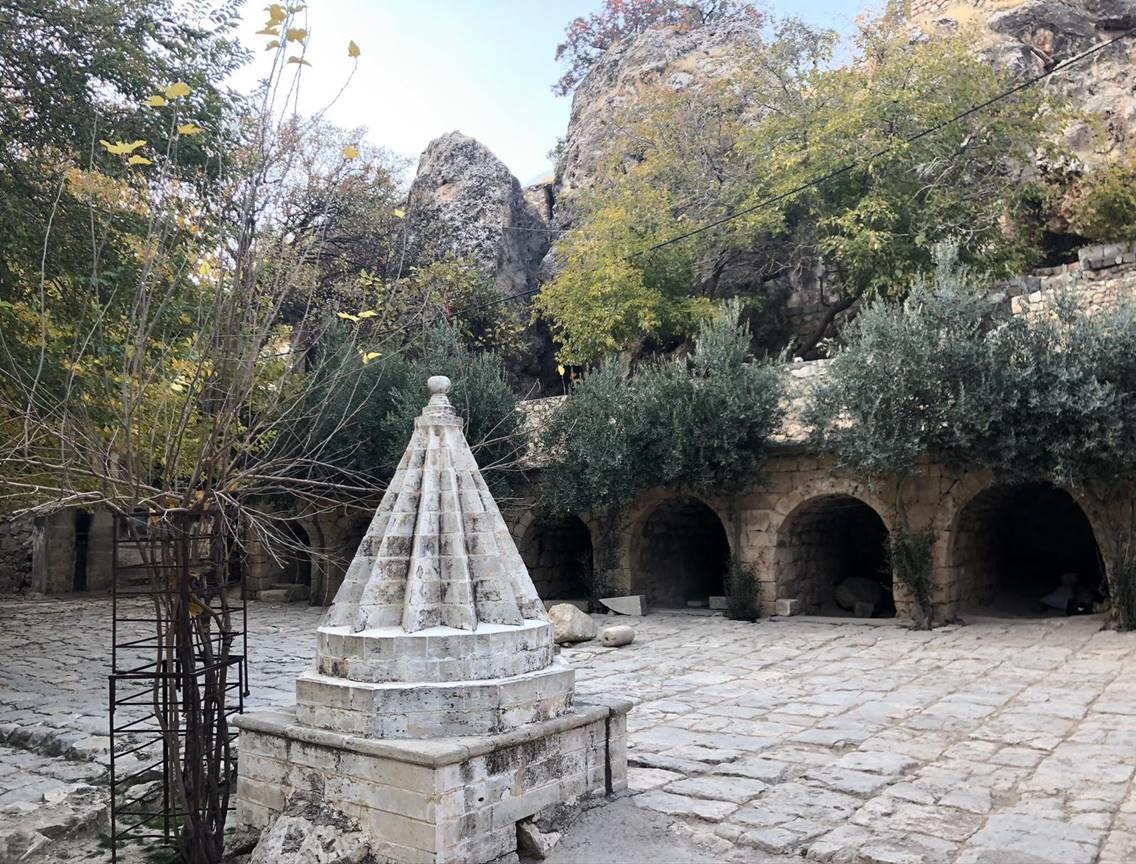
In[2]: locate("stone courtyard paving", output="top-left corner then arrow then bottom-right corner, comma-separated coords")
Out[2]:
1,597 -> 1135,863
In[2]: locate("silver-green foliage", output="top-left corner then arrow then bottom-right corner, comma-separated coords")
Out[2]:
539,302 -> 785,514
807,245 -> 1136,485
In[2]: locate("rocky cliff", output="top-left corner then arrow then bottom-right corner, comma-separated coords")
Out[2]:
911,0 -> 1136,167
555,20 -> 764,200
404,132 -> 551,298
403,1 -> 1135,373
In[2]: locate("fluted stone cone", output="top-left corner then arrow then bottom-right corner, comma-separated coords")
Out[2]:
324,374 -> 546,633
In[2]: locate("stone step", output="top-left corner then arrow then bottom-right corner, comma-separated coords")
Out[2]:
257,584 -> 309,603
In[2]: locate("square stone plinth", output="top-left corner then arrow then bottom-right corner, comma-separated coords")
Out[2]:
234,699 -> 631,864
295,658 -> 576,739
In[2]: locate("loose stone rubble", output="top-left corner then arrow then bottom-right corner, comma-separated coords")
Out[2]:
548,602 -> 597,644
599,625 -> 635,647
2,600 -> 1135,863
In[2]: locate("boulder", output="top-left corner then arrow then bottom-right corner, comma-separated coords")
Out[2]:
548,603 -> 597,644
834,577 -> 884,616
599,625 -> 636,647
249,798 -> 372,864
517,819 -> 562,859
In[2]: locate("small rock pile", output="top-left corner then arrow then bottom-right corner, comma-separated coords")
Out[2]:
548,603 -> 637,648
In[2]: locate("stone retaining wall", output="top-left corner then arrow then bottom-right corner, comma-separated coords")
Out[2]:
1002,241 -> 1136,319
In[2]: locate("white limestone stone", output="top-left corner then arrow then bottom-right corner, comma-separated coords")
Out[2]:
598,595 -> 646,616
599,625 -> 635,647
775,598 -> 801,616
548,604 -> 596,644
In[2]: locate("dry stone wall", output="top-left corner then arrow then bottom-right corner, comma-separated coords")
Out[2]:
1002,241 -> 1136,318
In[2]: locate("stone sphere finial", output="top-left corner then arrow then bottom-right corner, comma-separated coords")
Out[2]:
427,375 -> 451,396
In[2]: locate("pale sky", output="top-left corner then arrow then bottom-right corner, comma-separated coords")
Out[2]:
235,0 -> 869,185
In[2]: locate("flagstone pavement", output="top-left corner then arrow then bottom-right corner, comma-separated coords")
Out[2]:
1,595 -> 1134,863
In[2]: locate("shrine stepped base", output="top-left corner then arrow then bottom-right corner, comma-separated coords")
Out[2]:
234,698 -> 631,864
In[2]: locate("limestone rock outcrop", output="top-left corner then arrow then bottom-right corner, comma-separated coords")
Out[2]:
404,132 -> 557,387
911,0 -> 1136,167
404,132 -> 550,298
555,20 -> 764,201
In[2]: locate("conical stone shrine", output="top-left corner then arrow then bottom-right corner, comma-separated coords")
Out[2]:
235,376 -> 630,864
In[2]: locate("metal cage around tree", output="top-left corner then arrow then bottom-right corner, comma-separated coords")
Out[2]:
108,510 -> 247,863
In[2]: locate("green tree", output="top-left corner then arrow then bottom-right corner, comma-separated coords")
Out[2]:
538,301 -> 783,514
806,245 -> 1136,485
0,0 -> 244,297
538,11 -> 1053,364
310,323 -> 523,499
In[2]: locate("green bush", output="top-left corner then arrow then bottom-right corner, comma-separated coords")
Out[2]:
807,244 -> 1136,486
310,323 -> 521,497
724,558 -> 761,622
537,301 -> 785,515
888,529 -> 934,629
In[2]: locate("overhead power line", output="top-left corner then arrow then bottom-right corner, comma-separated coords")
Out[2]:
365,24 -> 1135,339
629,24 -> 1136,260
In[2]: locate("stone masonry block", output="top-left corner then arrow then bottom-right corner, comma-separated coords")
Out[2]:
776,598 -> 801,616
234,698 -> 631,864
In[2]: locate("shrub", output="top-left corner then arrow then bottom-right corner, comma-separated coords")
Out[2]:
1067,157 -> 1136,243
537,301 -> 784,514
807,244 -> 1136,486
888,529 -> 934,629
725,558 -> 760,622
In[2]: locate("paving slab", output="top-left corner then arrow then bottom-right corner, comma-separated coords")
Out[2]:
1,598 -> 1135,862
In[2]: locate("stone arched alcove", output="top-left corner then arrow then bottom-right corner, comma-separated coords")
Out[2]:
629,493 -> 732,608
945,481 -> 1108,617
517,515 -> 595,602
773,493 -> 894,617
279,519 -> 315,593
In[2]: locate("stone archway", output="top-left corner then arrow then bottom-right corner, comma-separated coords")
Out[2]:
633,496 -> 730,608
775,494 -> 893,617
280,522 -> 313,589
950,482 -> 1107,616
518,515 -> 594,601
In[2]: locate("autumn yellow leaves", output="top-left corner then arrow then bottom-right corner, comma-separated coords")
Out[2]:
259,4 -> 363,162
98,81 -> 199,167
100,5 -> 364,173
